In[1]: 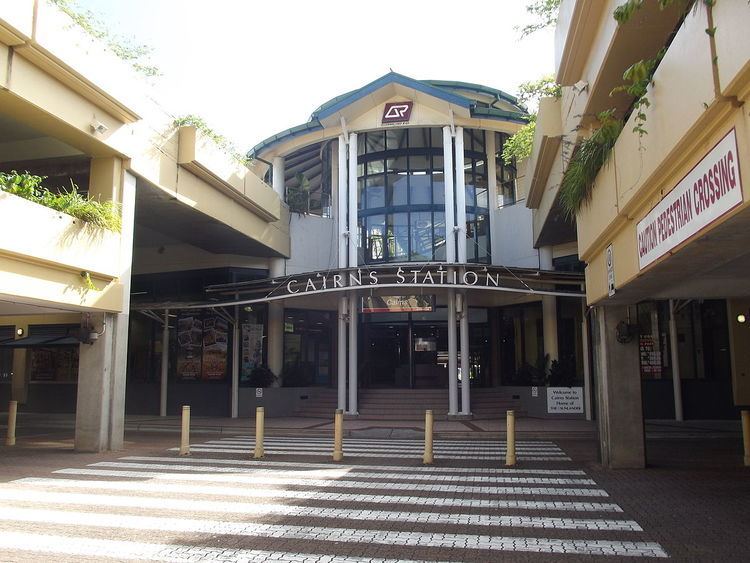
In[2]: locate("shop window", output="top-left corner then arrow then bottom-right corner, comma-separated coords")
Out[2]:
282,309 -> 332,387
30,347 -> 78,382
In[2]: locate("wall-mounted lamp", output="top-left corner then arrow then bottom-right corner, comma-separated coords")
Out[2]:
90,119 -> 108,135
243,306 -> 254,313
737,313 -> 747,324
572,80 -> 589,94
15,327 -> 24,337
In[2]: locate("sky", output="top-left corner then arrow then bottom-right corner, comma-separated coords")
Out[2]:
72,0 -> 555,152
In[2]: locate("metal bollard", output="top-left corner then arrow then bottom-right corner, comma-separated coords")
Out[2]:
333,409 -> 344,462
5,400 -> 17,446
505,410 -> 516,467
742,410 -> 750,467
179,405 -> 190,456
254,407 -> 265,459
423,409 -> 434,464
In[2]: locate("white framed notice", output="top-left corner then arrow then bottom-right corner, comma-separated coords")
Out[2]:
547,387 -> 584,414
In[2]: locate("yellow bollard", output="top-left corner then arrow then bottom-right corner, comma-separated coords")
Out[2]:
179,405 -> 190,456
5,400 -> 17,446
254,407 -> 265,459
333,409 -> 344,462
423,409 -> 434,464
742,410 -> 750,467
505,410 -> 516,467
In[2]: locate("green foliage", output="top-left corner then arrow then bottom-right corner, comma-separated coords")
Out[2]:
502,117 -> 536,165
0,171 -> 121,232
559,110 -> 623,219
47,0 -> 160,77
248,365 -> 277,387
516,75 -> 562,108
611,49 -> 665,137
614,0 -> 689,24
517,0 -> 562,38
173,114 -> 250,166
80,271 -> 98,291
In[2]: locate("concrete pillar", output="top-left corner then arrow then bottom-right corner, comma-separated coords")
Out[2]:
337,297 -> 347,412
267,259 -> 285,378
592,305 -> 645,469
442,126 -> 456,263
669,300 -> 684,421
448,287 -> 459,416
231,306 -> 239,419
159,309 -> 169,417
272,156 -> 285,198
76,163 -> 134,452
459,292 -> 471,416
348,293 -> 358,415
11,324 -> 28,405
75,312 -> 115,452
581,301 -> 593,421
454,127 -> 467,264
540,246 -> 559,362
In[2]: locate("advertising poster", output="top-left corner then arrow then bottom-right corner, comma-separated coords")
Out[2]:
201,315 -> 228,381
240,323 -> 264,383
176,314 -> 203,381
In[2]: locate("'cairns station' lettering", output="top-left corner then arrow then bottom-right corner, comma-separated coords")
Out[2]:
284,266 -> 503,296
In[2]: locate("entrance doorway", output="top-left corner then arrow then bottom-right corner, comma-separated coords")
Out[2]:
362,323 -> 409,387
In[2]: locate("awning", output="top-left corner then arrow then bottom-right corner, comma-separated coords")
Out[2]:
131,263 -> 585,312
0,325 -> 81,348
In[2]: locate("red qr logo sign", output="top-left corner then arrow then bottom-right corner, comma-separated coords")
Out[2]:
382,101 -> 413,124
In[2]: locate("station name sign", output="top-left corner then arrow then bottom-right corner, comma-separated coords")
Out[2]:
282,265 -> 511,296
637,129 -> 743,270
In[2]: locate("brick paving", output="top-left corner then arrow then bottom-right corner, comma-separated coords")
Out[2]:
0,429 -> 747,561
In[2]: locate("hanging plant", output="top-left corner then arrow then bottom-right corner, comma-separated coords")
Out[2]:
611,49 -> 666,138
558,110 -> 623,219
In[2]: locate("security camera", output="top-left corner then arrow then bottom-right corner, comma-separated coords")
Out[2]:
90,120 -> 108,134
572,80 -> 589,94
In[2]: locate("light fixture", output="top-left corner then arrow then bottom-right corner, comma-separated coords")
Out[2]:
90,119 -> 108,135
243,305 -> 254,312
15,327 -> 24,337
737,314 -> 747,324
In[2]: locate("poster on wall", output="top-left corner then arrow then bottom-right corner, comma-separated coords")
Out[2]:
176,315 -> 203,381
201,316 -> 228,381
639,335 -> 662,376
240,323 -> 264,383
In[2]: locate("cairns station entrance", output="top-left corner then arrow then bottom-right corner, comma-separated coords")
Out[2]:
125,73 -> 590,421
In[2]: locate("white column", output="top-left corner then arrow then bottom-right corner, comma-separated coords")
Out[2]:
348,293 -> 358,415
272,156 -> 285,198
267,136 -> 286,381
159,309 -> 169,417
231,306 -> 239,419
337,135 -> 348,413
337,136 -> 348,268
459,292 -> 471,416
442,126 -> 456,263
347,133 -> 358,268
448,287 -> 458,416
454,127 -> 467,264
669,299 -> 684,421
581,300 -> 592,421
540,246 -> 559,362
337,297 -> 347,412
486,132 -> 498,261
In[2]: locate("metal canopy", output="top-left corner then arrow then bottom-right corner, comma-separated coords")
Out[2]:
131,263 -> 585,312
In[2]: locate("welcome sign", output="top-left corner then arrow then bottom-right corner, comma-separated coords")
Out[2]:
637,129 -> 743,270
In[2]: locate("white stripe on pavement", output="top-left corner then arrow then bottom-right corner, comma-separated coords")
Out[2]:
88,461 -> 594,485
0,531 -> 428,563
0,489 -> 641,531
175,447 -> 572,460
14,477 -> 624,512
0,508 -> 668,558
120,455 -> 586,475
53,468 -> 608,496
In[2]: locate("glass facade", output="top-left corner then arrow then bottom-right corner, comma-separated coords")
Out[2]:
356,127 -> 491,264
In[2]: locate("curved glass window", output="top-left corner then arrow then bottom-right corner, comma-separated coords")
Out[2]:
357,127 -> 490,264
